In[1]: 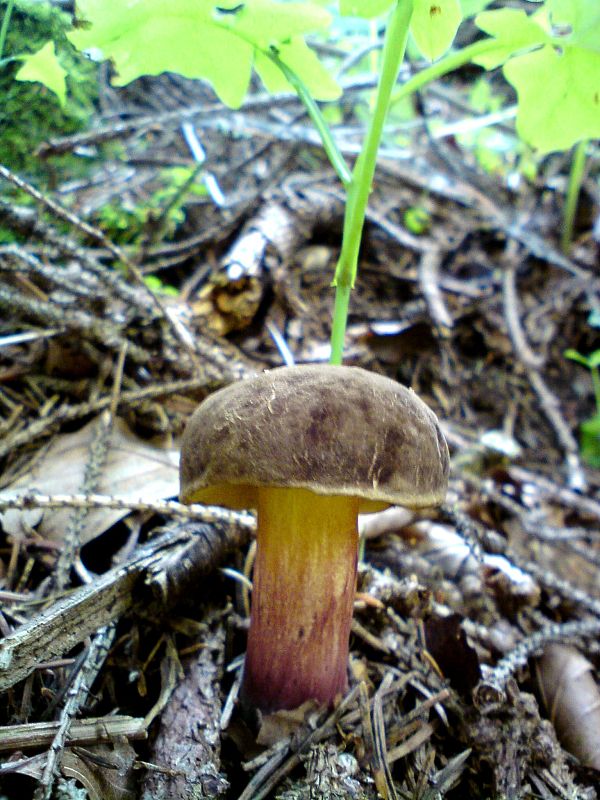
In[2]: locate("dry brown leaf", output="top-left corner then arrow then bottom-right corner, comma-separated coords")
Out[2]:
0,418 -> 179,544
62,741 -> 137,800
0,751 -> 46,780
536,644 -> 600,771
256,700 -> 322,747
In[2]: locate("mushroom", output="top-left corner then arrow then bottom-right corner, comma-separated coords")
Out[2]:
179,364 -> 449,713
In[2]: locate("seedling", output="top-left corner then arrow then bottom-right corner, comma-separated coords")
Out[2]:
564,348 -> 600,467
404,204 -> 431,235
144,275 -> 179,298
95,166 -> 207,245
4,0 -> 593,357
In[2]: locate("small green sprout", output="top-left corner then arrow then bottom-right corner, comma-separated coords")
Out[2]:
564,348 -> 600,468
404,205 -> 431,235
144,274 -> 179,298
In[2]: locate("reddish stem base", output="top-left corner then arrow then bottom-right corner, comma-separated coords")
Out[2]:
241,487 -> 359,713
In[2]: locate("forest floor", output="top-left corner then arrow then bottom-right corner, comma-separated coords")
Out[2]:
0,57 -> 599,800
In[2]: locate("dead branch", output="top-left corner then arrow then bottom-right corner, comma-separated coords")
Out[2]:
0,515 -> 253,691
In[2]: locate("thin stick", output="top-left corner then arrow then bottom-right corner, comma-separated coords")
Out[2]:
0,492 -> 255,527
33,626 -> 116,800
0,165 -> 199,366
0,715 -> 146,752
475,618 -> 600,706
52,346 -> 127,593
268,49 -> 352,188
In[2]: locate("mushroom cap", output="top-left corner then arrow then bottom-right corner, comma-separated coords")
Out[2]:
180,365 -> 449,510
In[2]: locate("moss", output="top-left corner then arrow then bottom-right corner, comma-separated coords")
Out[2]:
0,0 -> 98,175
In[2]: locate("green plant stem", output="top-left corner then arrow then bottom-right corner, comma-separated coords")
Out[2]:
591,366 -> 600,416
561,138 -> 588,254
391,36 -> 505,106
268,48 -> 352,187
328,32 -> 553,363
273,22 -> 554,364
329,0 -> 413,365
389,29 -> 569,109
0,0 -> 16,63
148,162 -> 204,246
329,283 -> 352,366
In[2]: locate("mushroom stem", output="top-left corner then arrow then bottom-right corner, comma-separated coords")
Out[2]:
241,486 -> 359,713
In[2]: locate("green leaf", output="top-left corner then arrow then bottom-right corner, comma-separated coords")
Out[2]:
404,205 -> 431,234
15,41 -> 67,107
565,349 -> 600,369
68,0 -> 336,108
504,45 -> 600,153
473,9 -> 548,70
145,275 -> 180,297
339,0 -> 394,19
216,0 -> 340,99
459,0 -> 494,18
69,0 -> 251,107
580,413 -> 600,468
255,39 -> 341,100
547,0 -> 600,51
410,0 -> 463,61
213,0 -> 332,47
473,2 -> 600,152
564,348 -> 593,369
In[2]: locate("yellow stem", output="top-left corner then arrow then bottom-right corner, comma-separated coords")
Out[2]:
242,487 -> 359,712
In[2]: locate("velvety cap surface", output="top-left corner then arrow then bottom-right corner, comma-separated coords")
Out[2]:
180,365 -> 449,509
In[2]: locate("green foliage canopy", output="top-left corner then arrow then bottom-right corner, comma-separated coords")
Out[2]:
67,0 -> 341,107
474,0 -> 600,152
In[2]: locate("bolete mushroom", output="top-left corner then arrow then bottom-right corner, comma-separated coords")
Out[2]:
179,365 -> 449,713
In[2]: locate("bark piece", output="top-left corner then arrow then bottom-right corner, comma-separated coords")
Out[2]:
140,625 -> 228,799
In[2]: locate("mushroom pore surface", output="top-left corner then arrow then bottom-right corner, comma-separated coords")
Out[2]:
180,364 -> 449,509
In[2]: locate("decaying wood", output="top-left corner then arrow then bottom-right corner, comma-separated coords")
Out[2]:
0,565 -> 136,692
193,196 -> 327,335
0,515 -> 253,691
140,621 -> 229,800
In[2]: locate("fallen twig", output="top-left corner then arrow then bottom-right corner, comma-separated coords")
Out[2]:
0,715 -> 146,752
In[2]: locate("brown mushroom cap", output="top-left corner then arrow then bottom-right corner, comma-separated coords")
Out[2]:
180,365 -> 449,510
